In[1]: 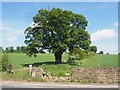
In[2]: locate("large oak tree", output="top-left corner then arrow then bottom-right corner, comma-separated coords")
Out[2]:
24,8 -> 91,64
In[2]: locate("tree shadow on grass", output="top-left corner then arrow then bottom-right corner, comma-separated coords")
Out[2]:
22,62 -> 82,68
22,61 -> 70,67
22,61 -> 55,67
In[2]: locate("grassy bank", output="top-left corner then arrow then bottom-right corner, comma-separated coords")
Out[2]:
2,53 -> 118,82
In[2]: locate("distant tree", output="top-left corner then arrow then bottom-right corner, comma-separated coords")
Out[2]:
24,8 -> 91,64
5,47 -> 13,53
5,47 -> 9,53
16,46 -> 21,53
21,46 -> 26,53
0,47 -> 3,52
99,51 -> 104,54
90,46 -> 97,53
9,46 -> 14,53
106,53 -> 109,55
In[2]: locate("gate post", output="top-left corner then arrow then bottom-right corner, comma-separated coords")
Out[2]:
29,64 -> 32,76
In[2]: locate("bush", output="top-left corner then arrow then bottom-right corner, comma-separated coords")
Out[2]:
67,59 -> 77,65
2,53 -> 9,71
99,51 -> 104,54
90,46 -> 97,53
87,51 -> 95,57
69,48 -> 87,60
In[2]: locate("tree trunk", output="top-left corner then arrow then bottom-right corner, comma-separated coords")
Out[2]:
54,52 -> 63,64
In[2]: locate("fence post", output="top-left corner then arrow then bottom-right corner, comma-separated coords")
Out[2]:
29,64 -> 32,76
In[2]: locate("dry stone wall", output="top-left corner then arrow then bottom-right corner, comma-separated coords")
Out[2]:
30,67 -> 119,84
71,67 -> 120,84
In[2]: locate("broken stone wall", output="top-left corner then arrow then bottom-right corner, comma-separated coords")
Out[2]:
71,67 -> 119,84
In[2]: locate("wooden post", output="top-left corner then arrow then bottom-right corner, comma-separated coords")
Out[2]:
29,64 -> 32,76
8,64 -> 12,73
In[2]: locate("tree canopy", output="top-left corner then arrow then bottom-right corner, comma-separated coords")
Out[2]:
24,8 -> 91,64
99,51 -> 104,54
90,46 -> 97,53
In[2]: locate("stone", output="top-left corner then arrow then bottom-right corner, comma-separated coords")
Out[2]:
53,77 -> 59,82
8,64 -> 12,72
31,68 -> 54,82
70,67 -> 119,84
7,64 -> 15,74
65,73 -> 70,76
31,71 -> 36,77
31,68 -> 45,78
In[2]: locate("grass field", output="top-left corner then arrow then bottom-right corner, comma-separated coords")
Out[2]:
2,53 -> 118,81
7,53 -> 68,68
7,53 -> 118,68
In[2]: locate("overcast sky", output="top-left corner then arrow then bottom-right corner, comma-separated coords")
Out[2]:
1,2 -> 118,54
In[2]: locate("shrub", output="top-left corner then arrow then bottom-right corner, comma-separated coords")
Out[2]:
2,53 -> 9,71
90,46 -> 97,53
99,51 -> 104,54
67,59 -> 77,65
87,51 -> 95,57
69,48 -> 87,60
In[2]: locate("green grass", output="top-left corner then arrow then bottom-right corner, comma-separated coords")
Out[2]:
2,69 -> 30,81
7,53 -> 68,68
7,53 -> 118,68
2,53 -> 118,81
77,54 -> 118,68
40,64 -> 73,77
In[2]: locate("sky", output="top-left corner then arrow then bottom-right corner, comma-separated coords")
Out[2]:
1,2 -> 118,54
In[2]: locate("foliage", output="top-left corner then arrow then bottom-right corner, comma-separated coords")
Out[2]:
69,48 -> 87,60
3,46 -> 27,53
4,47 -> 15,53
16,46 -> 21,53
90,46 -> 97,53
16,46 -> 27,53
24,8 -> 91,63
39,50 -> 46,53
99,51 -> 104,54
67,59 -> 77,65
4,47 -> 9,53
9,46 -> 14,53
87,51 -> 95,57
2,53 -> 9,71
0,47 -> 3,52
21,46 -> 27,53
